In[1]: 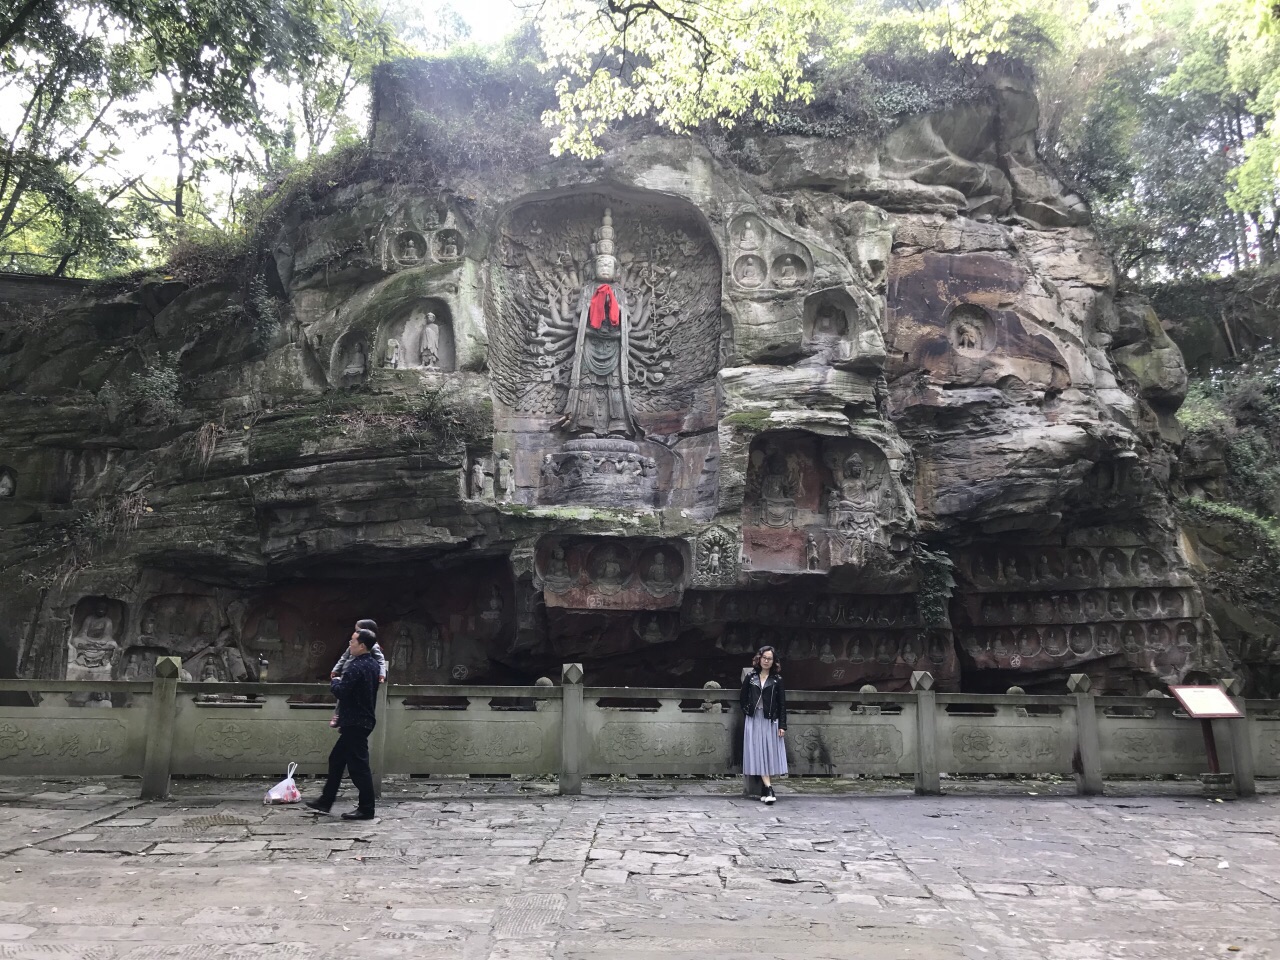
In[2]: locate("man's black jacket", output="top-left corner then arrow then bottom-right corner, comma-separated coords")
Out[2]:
739,671 -> 786,728
331,651 -> 380,731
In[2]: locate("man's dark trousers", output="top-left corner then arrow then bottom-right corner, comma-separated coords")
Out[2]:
319,725 -> 374,812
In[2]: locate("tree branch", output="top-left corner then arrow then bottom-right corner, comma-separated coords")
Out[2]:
0,0 -> 49,53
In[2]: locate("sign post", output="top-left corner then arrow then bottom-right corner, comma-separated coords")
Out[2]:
1169,685 -> 1244,798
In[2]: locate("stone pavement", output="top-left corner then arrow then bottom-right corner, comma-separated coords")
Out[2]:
0,776 -> 1277,959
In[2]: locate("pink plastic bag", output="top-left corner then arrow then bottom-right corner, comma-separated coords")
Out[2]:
264,762 -> 301,804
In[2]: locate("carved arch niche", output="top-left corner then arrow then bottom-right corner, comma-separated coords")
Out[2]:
242,601 -> 312,681
377,299 -> 456,372
742,432 -> 826,572
803,288 -> 885,370
329,300 -> 457,385
65,596 -> 127,682
728,213 -> 813,292
331,328 -> 372,386
744,431 -> 901,574
131,594 -> 221,677
487,189 -> 723,512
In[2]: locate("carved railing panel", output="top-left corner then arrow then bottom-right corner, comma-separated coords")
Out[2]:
784,692 -> 917,776
1096,697 -> 1207,777
0,680 -> 151,776
169,683 -> 334,777
381,684 -> 561,776
581,688 -> 736,775
934,695 -> 1076,776
1248,703 -> 1280,777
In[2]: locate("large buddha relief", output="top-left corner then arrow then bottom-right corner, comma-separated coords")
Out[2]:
489,192 -> 722,511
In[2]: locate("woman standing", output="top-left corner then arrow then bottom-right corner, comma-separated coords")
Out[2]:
740,645 -> 787,804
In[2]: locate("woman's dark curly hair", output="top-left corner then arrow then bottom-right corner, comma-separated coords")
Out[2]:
752,645 -> 781,677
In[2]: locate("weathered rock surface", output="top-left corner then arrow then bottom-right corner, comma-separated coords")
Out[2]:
0,65 -> 1236,694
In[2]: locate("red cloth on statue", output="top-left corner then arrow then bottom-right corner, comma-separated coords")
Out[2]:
588,284 -> 620,329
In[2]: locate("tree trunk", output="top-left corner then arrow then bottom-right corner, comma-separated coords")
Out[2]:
0,0 -> 49,52
1250,212 -> 1271,266
172,120 -> 187,221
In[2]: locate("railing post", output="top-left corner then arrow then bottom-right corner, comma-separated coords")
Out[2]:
141,657 -> 181,800
559,663 -> 584,796
1220,678 -> 1255,798
369,680 -> 390,800
1069,674 -> 1103,796
911,671 -> 940,795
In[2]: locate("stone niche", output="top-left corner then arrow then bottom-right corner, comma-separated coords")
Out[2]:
65,596 -> 126,682
742,431 -> 902,574
678,589 -> 960,691
127,594 -> 221,680
376,300 -> 456,372
330,299 -> 455,385
232,560 -> 518,685
951,542 -> 1207,692
886,252 -> 1069,391
535,536 -> 688,612
487,189 -> 722,512
728,212 -> 812,292
802,288 -> 885,370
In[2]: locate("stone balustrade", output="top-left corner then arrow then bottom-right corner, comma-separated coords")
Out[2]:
0,662 -> 1272,799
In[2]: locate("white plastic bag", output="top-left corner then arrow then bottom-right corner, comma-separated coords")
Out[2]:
264,762 -> 301,804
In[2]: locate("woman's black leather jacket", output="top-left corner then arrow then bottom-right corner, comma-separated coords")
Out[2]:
740,671 -> 786,728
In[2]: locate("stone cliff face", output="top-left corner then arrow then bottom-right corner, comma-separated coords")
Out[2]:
0,66 -> 1236,694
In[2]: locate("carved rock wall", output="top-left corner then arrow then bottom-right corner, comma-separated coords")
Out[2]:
0,67 -> 1237,694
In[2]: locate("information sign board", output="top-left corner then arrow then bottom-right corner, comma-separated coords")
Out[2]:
1168,685 -> 1243,719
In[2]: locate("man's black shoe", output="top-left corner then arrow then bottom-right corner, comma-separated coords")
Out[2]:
304,799 -> 331,814
341,809 -> 375,821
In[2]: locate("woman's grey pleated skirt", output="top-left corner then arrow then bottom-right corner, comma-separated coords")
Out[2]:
742,712 -> 788,776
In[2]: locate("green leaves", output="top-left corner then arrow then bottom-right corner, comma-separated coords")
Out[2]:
536,0 -> 829,157
1,0 -> 445,275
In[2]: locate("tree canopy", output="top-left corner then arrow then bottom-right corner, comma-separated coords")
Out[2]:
6,0 -> 1280,282
0,0 -> 461,275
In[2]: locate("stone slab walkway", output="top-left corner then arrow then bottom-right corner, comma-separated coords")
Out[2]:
0,776 -> 1276,959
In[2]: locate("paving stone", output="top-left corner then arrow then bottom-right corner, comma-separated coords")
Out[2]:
38,841 -> 152,855
926,884 -> 976,901
973,882 -> 1033,897
148,844 -> 217,856
265,839 -> 354,852
0,778 -> 1276,958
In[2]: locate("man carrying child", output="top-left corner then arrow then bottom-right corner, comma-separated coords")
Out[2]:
306,621 -> 382,820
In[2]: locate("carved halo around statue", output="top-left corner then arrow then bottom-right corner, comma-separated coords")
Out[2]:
638,546 -> 684,598
947,303 -> 994,356
436,229 -> 463,261
489,193 -> 722,511
393,230 -> 427,266
539,542 -> 576,594
528,208 -> 666,508
586,542 -> 632,596
771,254 -> 808,288
733,255 -> 767,288
690,526 -> 738,587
